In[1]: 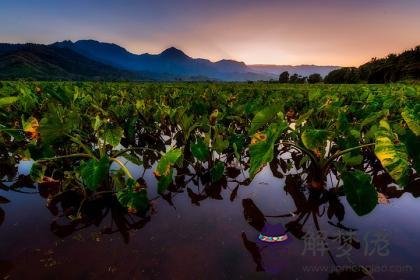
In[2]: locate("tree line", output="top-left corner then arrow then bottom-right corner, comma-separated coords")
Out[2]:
278,72 -> 323,84
278,46 -> 420,84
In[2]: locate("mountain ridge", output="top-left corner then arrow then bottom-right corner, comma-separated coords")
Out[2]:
0,44 -> 156,81
0,40 -> 341,81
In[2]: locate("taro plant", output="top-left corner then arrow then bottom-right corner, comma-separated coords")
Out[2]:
0,81 -> 418,219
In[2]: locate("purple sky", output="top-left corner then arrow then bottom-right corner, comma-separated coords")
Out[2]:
1,0 -> 419,66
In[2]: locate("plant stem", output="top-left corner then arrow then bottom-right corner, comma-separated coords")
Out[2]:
110,157 -> 134,179
278,140 -> 319,165
37,153 -> 93,163
112,147 -> 160,158
322,143 -> 376,174
66,134 -> 97,159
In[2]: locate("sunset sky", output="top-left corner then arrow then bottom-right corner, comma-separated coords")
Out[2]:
1,0 -> 419,66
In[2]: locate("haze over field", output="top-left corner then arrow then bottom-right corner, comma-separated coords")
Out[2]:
1,0 -> 420,66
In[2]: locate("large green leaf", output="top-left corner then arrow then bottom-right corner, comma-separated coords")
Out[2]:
342,153 -> 363,166
374,120 -> 410,188
361,109 -> 389,128
190,139 -> 209,161
80,156 -> 109,191
30,162 -> 46,183
336,110 -> 349,131
210,161 -> 225,182
342,171 -> 377,216
401,130 -> 420,173
0,96 -> 18,107
249,121 -> 287,178
301,129 -> 328,156
0,124 -> 25,141
117,187 -> 149,214
154,148 -> 182,177
39,105 -> 80,144
402,107 -> 420,136
103,126 -> 123,147
213,134 -> 229,153
295,109 -> 314,127
157,169 -> 173,194
249,105 -> 283,134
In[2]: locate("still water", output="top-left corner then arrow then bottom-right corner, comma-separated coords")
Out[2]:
1,157 -> 419,279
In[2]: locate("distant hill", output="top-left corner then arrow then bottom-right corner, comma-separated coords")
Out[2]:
0,44 -> 152,81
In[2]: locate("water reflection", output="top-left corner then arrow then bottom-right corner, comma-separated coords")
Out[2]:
0,144 -> 419,279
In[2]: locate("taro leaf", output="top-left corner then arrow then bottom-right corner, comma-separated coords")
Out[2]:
342,170 -> 377,216
296,109 -> 314,127
30,162 -> 46,183
361,109 -> 389,128
210,161 -> 225,182
122,153 -> 143,166
117,188 -> 149,214
342,154 -> 363,166
401,130 -> 420,173
93,115 -> 102,131
249,121 -> 286,178
158,169 -> 173,194
336,110 -> 349,131
374,120 -> 410,188
0,125 -> 25,141
299,155 -> 310,169
209,109 -> 219,125
0,96 -> 18,107
308,89 -> 321,102
49,86 -> 73,104
103,126 -> 123,147
229,134 -> 245,159
154,148 -> 182,177
80,157 -> 109,191
126,116 -> 138,142
249,105 -> 283,134
22,116 -> 39,135
230,133 -> 246,152
39,105 -> 80,144
402,107 -> 420,136
190,139 -> 209,161
365,125 -> 378,141
213,134 -> 229,153
301,129 -> 328,156
27,143 -> 54,161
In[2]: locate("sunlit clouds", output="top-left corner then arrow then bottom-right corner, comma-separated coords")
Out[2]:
1,0 -> 419,66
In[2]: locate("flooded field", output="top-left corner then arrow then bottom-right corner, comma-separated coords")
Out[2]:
1,151 -> 419,280
1,82 -> 419,279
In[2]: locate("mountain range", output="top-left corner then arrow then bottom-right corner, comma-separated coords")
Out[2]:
0,40 -> 340,81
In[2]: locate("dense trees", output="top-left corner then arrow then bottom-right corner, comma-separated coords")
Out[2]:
324,67 -> 360,84
324,46 -> 420,84
279,71 -> 312,84
359,46 -> 420,83
289,73 -> 306,83
308,73 -> 323,84
279,71 -> 289,83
